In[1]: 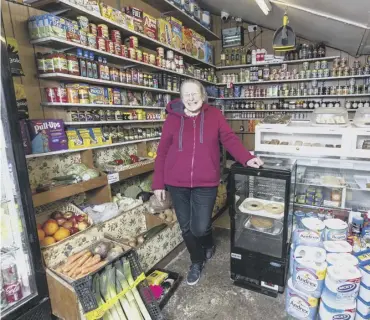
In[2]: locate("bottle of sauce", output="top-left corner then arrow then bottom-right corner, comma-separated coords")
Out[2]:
246,49 -> 252,64
241,47 -> 247,65
230,49 -> 235,65
85,50 -> 93,78
98,56 -> 105,80
225,49 -> 230,66
103,58 -> 109,80
77,48 -> 87,77
220,49 -> 226,67
90,52 -> 98,79
235,48 -> 240,65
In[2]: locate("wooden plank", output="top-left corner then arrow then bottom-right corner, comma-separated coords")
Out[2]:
118,161 -> 154,180
85,183 -> 112,204
32,174 -> 108,207
80,149 -> 94,168
136,141 -> 148,157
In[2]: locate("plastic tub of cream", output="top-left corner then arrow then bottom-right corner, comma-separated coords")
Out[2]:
322,265 -> 361,305
324,218 -> 348,241
285,278 -> 319,320
319,295 -> 356,320
360,282 -> 370,303
357,295 -> 370,317
327,253 -> 358,267
324,240 -> 352,253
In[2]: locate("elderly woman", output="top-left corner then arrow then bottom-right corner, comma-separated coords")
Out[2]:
152,79 -> 263,285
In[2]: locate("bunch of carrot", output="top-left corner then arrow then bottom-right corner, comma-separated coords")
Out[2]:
56,249 -> 108,280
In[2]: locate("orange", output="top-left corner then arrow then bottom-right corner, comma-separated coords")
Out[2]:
53,227 -> 70,242
40,236 -> 56,246
43,220 -> 59,236
37,229 -> 45,241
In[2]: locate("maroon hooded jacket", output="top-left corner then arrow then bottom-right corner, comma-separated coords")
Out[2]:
152,99 -> 255,190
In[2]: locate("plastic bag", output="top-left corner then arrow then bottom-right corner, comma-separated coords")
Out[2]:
148,192 -> 172,213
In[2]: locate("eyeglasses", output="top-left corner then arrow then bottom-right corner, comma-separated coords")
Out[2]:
183,92 -> 201,100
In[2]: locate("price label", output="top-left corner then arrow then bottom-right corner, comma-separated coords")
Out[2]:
107,173 -> 119,184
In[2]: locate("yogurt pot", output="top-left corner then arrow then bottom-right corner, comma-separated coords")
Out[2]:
327,253 -> 358,267
360,282 -> 370,303
321,265 -> 362,305
357,295 -> 370,317
360,264 -> 370,287
285,278 -> 319,320
324,218 -> 348,241
324,241 -> 352,253
319,294 -> 356,320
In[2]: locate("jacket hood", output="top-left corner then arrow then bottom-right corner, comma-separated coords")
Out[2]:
166,98 -> 210,116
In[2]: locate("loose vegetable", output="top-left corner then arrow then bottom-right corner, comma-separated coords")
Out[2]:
93,242 -> 111,259
65,249 -> 89,265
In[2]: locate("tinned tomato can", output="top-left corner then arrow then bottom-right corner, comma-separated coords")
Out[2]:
97,24 -> 109,39
105,39 -> 114,54
96,37 -> 106,51
111,30 -> 121,44
129,36 -> 138,48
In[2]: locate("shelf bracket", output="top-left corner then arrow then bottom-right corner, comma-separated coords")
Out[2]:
50,8 -> 71,15
160,11 -> 176,17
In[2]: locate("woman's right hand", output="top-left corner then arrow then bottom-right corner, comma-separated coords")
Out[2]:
154,189 -> 166,202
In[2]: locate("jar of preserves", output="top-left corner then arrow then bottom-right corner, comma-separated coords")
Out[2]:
52,52 -> 68,73
67,54 -> 79,75
131,68 -> 138,84
119,69 -> 126,83
138,71 -> 143,86
36,53 -> 47,74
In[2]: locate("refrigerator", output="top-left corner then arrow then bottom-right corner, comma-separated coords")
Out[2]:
1,36 -> 51,319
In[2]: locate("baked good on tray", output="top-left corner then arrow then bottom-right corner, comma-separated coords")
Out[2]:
250,216 -> 274,230
264,202 -> 284,215
244,200 -> 264,211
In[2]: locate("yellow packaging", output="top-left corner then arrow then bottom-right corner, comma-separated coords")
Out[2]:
182,27 -> 193,55
111,8 -> 125,24
146,270 -> 168,286
89,128 -> 111,145
192,31 -> 205,60
66,129 -> 90,149
157,18 -> 172,47
77,128 -> 94,146
166,17 -> 182,50
125,14 -> 135,31
99,2 -> 111,19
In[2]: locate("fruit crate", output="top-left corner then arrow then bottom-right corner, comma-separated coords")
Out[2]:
36,202 -> 94,248
72,249 -> 164,320
100,158 -> 154,173
146,268 -> 182,309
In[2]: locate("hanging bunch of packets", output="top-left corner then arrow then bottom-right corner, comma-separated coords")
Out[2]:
6,37 -> 24,76
13,82 -> 29,119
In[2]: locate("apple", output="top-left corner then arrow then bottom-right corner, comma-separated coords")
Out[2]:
77,221 -> 89,231
62,221 -> 73,229
73,222 -> 79,228
69,227 -> 79,235
51,211 -> 63,219
56,218 -> 67,226
75,215 -> 85,222
63,211 -> 74,219
68,216 -> 77,224
78,213 -> 88,221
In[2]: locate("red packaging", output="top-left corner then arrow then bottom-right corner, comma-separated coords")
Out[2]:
128,47 -> 136,59
143,52 -> 149,64
121,45 -> 128,57
54,87 -> 68,103
4,282 -> 23,303
105,40 -> 114,54
111,30 -> 121,44
97,24 -> 109,39
114,42 -> 122,56
97,37 -> 106,51
143,13 -> 157,40
45,88 -> 57,103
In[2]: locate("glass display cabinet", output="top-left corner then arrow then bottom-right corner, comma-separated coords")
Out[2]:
229,157 -> 297,297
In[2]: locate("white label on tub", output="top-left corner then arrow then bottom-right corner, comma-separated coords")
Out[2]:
296,270 -> 318,292
289,296 -> 310,318
330,233 -> 347,241
231,253 -> 241,260
298,230 -> 321,243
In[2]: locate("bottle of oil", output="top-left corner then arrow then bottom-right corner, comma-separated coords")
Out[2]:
225,49 -> 230,66
230,49 -> 235,65
241,46 -> 247,65
235,47 -> 240,65
220,49 -> 226,67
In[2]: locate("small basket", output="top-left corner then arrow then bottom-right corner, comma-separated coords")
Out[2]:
73,249 -> 164,320
36,202 -> 93,248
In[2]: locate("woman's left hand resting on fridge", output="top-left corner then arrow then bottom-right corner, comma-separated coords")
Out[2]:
246,157 -> 264,168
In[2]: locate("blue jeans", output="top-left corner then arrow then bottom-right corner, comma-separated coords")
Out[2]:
166,185 -> 218,264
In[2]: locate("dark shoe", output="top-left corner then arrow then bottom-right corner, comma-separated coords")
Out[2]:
187,262 -> 204,285
205,246 -> 215,260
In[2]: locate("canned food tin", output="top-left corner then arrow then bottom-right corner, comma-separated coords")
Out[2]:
105,39 -> 114,54
166,50 -> 174,60
87,33 -> 96,48
89,23 -> 97,35
96,37 -> 106,51
314,61 -> 321,70
317,69 -> 323,78
321,60 -> 328,69
305,70 -> 311,78
143,52 -> 149,64
149,54 -> 155,65
111,30 -> 121,44
302,62 -> 309,70
129,36 -> 138,48
323,68 -> 330,77
156,56 -> 162,67
121,45 -> 127,57
136,49 -> 143,61
128,48 -> 136,59
114,43 -> 121,56
281,63 -> 288,71
157,47 -> 164,58
299,70 -> 305,79
97,24 -> 109,39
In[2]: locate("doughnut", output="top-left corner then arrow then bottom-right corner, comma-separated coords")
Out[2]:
244,200 -> 264,211
264,203 -> 284,215
250,216 -> 274,230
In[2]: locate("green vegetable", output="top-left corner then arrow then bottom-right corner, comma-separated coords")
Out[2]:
81,168 -> 100,181
142,224 -> 167,241
93,274 -> 111,320
65,163 -> 88,176
122,258 -> 152,320
52,174 -> 80,181
98,270 -> 113,320
108,266 -> 127,320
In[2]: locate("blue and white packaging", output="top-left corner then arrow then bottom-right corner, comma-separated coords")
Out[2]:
289,243 -> 295,276
356,250 -> 370,267
324,241 -> 352,253
360,282 -> 370,303
357,296 -> 370,317
327,253 -> 359,267
285,278 -> 319,320
324,218 -> 348,241
294,217 -> 325,247
292,246 -> 327,298
356,311 -> 370,320
361,265 -> 370,287
319,295 -> 356,320
322,265 -> 362,305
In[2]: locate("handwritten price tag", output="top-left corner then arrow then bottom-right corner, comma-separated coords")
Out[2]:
107,173 -> 119,184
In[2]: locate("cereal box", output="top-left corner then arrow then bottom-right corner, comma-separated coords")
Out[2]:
192,31 -> 205,60
143,13 -> 157,40
204,41 -> 214,64
182,27 -> 193,55
28,119 -> 68,154
88,86 -> 105,104
157,18 -> 172,47
166,17 -> 182,50
125,7 -> 143,33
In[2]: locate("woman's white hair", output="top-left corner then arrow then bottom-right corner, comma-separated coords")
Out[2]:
180,79 -> 208,103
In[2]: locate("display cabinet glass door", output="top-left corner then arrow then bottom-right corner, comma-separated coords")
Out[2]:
232,173 -> 287,258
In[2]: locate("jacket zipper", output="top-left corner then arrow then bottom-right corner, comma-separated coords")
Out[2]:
191,118 -> 196,188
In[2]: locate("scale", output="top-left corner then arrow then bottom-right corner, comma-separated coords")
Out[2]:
222,27 -> 244,48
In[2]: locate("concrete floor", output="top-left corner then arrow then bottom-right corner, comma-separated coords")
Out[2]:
162,228 -> 288,320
